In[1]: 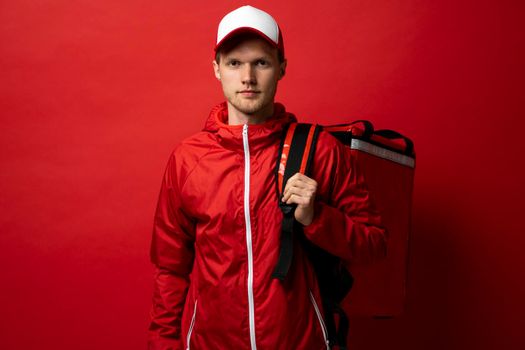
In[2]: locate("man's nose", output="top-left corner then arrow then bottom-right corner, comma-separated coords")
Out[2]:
241,64 -> 256,85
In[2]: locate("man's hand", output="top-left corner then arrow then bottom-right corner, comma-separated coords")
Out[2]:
281,173 -> 318,226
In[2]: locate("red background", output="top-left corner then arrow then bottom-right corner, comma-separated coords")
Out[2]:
1,1 -> 524,349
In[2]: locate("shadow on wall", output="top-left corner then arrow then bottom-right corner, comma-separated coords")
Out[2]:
347,188 -> 465,350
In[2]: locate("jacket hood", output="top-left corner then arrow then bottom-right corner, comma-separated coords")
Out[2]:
203,101 -> 297,131
203,101 -> 297,152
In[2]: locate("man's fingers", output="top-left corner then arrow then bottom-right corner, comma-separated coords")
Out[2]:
282,184 -> 314,199
282,189 -> 314,201
284,193 -> 311,206
282,173 -> 318,204
286,178 -> 313,191
283,176 -> 316,200
288,173 -> 317,186
284,174 -> 317,192
283,174 -> 317,226
282,186 -> 316,203
283,183 -> 315,199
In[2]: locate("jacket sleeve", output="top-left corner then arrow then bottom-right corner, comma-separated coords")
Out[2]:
148,151 -> 195,350
302,130 -> 387,264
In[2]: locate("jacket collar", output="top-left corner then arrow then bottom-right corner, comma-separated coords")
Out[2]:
203,102 -> 297,152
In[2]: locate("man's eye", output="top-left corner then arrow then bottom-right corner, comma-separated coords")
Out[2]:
255,60 -> 268,66
227,60 -> 240,67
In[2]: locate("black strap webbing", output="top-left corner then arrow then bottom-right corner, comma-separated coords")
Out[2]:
272,123 -> 320,280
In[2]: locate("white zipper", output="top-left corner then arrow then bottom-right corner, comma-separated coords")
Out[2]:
242,124 -> 257,350
185,299 -> 198,350
309,290 -> 330,350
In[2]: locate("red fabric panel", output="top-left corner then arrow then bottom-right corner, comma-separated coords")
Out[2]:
343,140 -> 415,317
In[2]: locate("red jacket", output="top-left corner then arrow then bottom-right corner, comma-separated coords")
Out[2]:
148,102 -> 387,350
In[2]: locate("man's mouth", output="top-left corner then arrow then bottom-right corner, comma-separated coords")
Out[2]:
238,90 -> 260,97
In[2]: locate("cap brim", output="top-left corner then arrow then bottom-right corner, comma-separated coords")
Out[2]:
214,27 -> 279,52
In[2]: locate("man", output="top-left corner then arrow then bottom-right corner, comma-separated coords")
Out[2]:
148,6 -> 386,350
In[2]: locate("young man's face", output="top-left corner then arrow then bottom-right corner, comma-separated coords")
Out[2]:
213,37 -> 286,124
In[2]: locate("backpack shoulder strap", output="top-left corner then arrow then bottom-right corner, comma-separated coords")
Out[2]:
274,122 -> 353,349
272,122 -> 321,280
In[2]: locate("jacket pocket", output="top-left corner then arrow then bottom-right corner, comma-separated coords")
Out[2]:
309,290 -> 330,350
185,299 -> 198,350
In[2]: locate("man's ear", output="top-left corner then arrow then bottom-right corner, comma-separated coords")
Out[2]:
213,60 -> 221,81
278,59 -> 287,80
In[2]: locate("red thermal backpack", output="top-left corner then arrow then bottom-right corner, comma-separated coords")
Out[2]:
272,120 -> 415,349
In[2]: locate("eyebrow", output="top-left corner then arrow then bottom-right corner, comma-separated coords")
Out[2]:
221,48 -> 275,61
223,55 -> 272,62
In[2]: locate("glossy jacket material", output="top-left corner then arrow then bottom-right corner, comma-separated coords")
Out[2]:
148,102 -> 387,350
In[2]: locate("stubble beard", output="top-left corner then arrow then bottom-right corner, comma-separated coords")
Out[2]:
230,96 -> 266,115
226,86 -> 277,118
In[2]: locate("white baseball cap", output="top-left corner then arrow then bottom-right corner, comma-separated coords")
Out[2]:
215,5 -> 285,58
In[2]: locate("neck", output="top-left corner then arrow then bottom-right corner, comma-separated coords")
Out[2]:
226,102 -> 274,125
